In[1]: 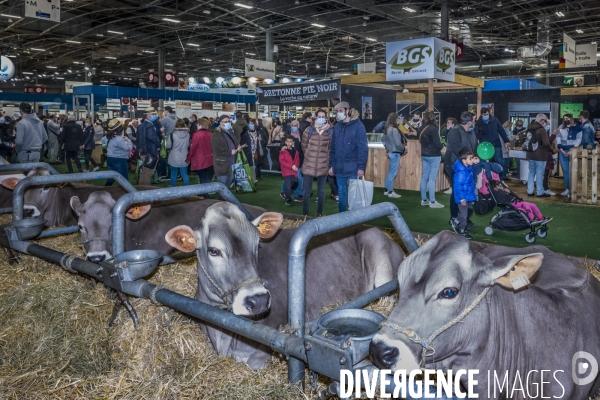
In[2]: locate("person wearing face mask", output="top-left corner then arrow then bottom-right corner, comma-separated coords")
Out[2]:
301,109 -> 333,217
212,114 -> 243,193
241,118 -> 268,184
81,118 -> 100,172
555,114 -> 581,197
47,114 -> 61,163
406,112 -> 422,138
280,119 -> 304,201
445,111 -> 478,232
524,113 -> 551,198
475,107 -> 510,174
329,101 -> 368,213
189,114 -> 198,135
381,112 -> 404,199
419,110 -> 445,208
137,107 -> 162,185
579,110 -> 596,150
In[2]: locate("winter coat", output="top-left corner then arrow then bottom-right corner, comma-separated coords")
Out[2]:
580,120 -> 596,149
186,129 -> 213,171
475,115 -> 509,147
419,124 -> 443,157
301,124 -> 333,177
453,159 -> 477,204
102,135 -> 132,159
93,124 -> 105,141
137,119 -> 161,156
299,120 -> 311,137
241,127 -> 268,168
47,120 -> 60,138
546,133 -> 557,170
60,121 -> 83,151
212,127 -> 239,176
556,125 -> 582,152
445,125 -> 477,171
125,125 -> 137,143
279,147 -> 300,178
271,125 -> 284,142
82,126 -> 96,150
189,119 -> 198,135
161,113 -> 176,137
280,134 -> 304,167
382,126 -> 404,154
232,118 -> 248,139
525,121 -> 550,162
14,113 -> 47,153
166,128 -> 190,168
329,109 -> 368,177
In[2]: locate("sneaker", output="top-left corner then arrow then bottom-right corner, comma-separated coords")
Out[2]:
285,200 -> 292,206
459,230 -> 473,240
429,201 -> 445,208
542,217 -> 553,224
443,188 -> 453,194
421,200 -> 430,206
383,190 -> 390,196
466,220 -> 477,230
335,196 -> 339,203
294,195 -> 303,202
92,167 -> 100,172
537,193 -> 551,198
544,190 -> 555,196
561,189 -> 569,196
280,192 -> 286,200
314,197 -> 319,203
449,218 -> 459,233
387,191 -> 401,198
527,192 -> 534,197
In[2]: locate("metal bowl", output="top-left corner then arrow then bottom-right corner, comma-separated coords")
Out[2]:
11,218 -> 47,240
110,249 -> 163,281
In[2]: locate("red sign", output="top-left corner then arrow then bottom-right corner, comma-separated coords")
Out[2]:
452,39 -> 464,60
34,86 -> 43,94
122,97 -> 130,105
164,72 -> 176,84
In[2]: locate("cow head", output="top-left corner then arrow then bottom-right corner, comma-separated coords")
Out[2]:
2,168 -> 55,218
70,191 -> 150,263
165,202 -> 283,317
370,231 -> 543,372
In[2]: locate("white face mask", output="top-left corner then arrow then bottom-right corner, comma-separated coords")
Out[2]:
316,117 -> 327,125
223,122 -> 232,130
336,111 -> 346,121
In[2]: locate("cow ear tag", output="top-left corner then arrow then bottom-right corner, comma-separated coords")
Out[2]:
251,212 -> 283,239
493,253 -> 543,290
509,270 -> 530,290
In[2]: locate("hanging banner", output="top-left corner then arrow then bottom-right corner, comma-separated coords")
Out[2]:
191,103 -> 202,111
566,43 -> 598,68
65,81 -> 91,94
106,98 -> 121,109
256,79 -> 341,104
354,62 -> 377,75
385,37 -> 456,82
236,103 -> 247,111
25,0 -> 60,22
0,56 -> 15,81
137,100 -> 151,108
244,58 -> 276,80
212,103 -> 223,110
563,33 -> 576,64
451,39 -> 464,60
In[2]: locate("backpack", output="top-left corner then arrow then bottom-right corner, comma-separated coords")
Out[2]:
522,128 -> 539,152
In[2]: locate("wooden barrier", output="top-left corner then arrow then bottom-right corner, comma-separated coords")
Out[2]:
570,146 -> 599,204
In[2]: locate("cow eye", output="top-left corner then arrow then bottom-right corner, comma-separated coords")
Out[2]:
438,287 -> 459,299
208,248 -> 221,257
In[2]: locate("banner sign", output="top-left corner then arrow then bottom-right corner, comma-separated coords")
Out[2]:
106,98 -> 121,109
25,0 -> 60,22
354,62 -> 377,75
244,58 -> 276,80
563,34 -> 576,64
0,56 -> 15,81
256,79 -> 341,104
566,43 -> 598,68
385,37 -> 456,82
65,81 -> 91,94
191,103 -> 202,111
137,100 -> 151,108
451,39 -> 464,60
212,103 -> 223,110
236,103 -> 247,111
164,101 -> 176,108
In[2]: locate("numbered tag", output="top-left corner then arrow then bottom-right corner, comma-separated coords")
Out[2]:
509,271 -> 530,290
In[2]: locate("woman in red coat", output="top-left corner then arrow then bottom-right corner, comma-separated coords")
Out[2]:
186,118 -> 214,196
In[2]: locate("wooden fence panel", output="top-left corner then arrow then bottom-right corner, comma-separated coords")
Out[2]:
582,148 -> 588,202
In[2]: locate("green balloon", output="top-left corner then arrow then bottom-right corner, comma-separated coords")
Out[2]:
477,142 -> 495,160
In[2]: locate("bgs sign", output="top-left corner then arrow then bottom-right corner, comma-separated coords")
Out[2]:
256,79 -> 341,105
386,38 -> 456,82
0,56 -> 15,81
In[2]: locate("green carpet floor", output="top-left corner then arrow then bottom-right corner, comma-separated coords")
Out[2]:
52,163 -> 600,260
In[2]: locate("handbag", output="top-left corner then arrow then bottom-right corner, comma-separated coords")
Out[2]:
348,176 -> 374,211
232,151 -> 256,193
143,153 -> 158,169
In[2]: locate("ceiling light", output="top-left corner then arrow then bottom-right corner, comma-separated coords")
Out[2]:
234,3 -> 253,9
311,23 -> 324,28
107,30 -> 124,35
96,33 -> 104,37
102,71 -> 112,73
105,56 -> 116,59
73,61 -> 82,64
241,34 -> 255,38
282,78 -> 290,83
330,66 -> 337,69
316,64 -> 320,68
188,43 -> 200,47
576,29 -> 583,34
496,1 -> 502,6
203,77 -> 211,83
31,48 -> 45,51
504,48 -> 515,53
248,77 -> 256,83
47,66 -> 57,69
84,66 -> 89,70
165,63 -> 173,66
101,80 -> 109,83
341,73 -> 351,76
66,40 -> 81,44
162,18 -> 180,23
535,73 -> 540,77
344,54 -> 353,57
130,67 -> 140,70
67,69 -> 72,73
380,61 -> 386,64
246,52 -> 256,56
300,45 -> 311,49
402,6 -> 416,12
1,13 -> 21,18
216,77 -> 224,83
482,39 -> 491,43
366,37 -> 376,42
202,58 -> 212,61
203,10 -> 210,14
555,11 -> 564,17
143,50 -> 154,54
450,26 -> 459,31
23,72 -> 33,75
56,77 -> 64,80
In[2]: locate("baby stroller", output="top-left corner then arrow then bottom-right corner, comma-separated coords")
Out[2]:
482,181 -> 549,243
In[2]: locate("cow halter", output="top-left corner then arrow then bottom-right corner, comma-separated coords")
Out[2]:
80,236 -> 112,253
196,252 -> 266,311
379,286 -> 491,367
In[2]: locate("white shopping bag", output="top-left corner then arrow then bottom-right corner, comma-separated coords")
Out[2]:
348,177 -> 374,211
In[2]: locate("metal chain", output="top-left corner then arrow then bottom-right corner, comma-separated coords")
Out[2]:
158,307 -> 174,327
149,285 -> 165,305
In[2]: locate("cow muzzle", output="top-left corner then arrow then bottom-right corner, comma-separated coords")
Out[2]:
243,292 -> 271,315
369,335 -> 421,372
23,205 -> 40,218
231,285 -> 271,316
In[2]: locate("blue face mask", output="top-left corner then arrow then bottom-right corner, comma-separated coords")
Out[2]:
482,115 -> 489,122
150,115 -> 158,122
291,127 -> 298,132
469,125 -> 475,132
544,124 -> 550,131
223,122 -> 232,130
248,124 -> 255,130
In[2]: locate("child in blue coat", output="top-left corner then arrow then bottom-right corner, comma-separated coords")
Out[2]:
453,148 -> 477,239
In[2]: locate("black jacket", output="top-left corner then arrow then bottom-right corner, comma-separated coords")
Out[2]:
137,119 -> 161,156
241,126 -> 268,167
419,124 -> 444,157
60,121 -> 83,151
444,125 -> 477,171
82,126 -> 96,150
475,115 -> 509,147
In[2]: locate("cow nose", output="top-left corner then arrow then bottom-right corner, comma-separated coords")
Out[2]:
23,208 -> 34,218
370,341 -> 399,369
243,292 -> 270,315
87,254 -> 106,263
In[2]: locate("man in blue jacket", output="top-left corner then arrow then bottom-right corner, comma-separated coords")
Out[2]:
579,110 -> 596,150
328,101 -> 368,213
475,107 -> 510,176
137,107 -> 162,185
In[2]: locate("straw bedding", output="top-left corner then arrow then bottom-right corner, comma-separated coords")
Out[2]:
0,214 -> 597,399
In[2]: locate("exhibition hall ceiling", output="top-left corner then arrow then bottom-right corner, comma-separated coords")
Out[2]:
1,0 -> 599,84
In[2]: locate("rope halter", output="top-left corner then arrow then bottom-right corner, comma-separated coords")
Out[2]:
379,286 -> 491,367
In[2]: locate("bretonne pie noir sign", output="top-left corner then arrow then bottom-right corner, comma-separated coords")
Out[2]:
256,79 -> 341,104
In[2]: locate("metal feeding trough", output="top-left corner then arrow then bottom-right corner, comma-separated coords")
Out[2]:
9,218 -> 47,240
105,249 -> 163,281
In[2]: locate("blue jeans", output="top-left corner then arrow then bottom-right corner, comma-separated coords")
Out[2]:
281,167 -> 303,197
170,166 -> 190,186
336,175 -> 357,213
421,156 -> 440,202
527,160 -> 546,196
385,153 -> 401,192
105,157 -> 129,186
559,152 -> 570,190
493,146 -> 506,179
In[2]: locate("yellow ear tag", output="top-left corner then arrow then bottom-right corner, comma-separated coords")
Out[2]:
257,222 -> 271,235
132,206 -> 141,219
179,236 -> 197,250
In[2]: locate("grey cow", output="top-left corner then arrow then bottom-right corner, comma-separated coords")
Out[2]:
370,230 -> 600,399
166,201 -> 405,370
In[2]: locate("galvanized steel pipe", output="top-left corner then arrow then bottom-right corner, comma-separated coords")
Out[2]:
111,183 -> 253,256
